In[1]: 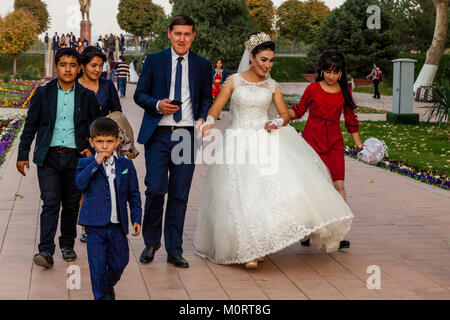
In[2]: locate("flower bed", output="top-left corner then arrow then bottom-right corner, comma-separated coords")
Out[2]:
0,83 -> 39,108
0,114 -> 25,166
344,146 -> 450,190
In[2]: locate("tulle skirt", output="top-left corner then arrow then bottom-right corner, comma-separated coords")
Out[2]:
194,123 -> 353,264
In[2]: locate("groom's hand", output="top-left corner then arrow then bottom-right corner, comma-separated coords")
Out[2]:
158,98 -> 180,114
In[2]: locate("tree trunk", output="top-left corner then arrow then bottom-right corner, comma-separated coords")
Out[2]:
13,56 -> 17,76
413,0 -> 448,92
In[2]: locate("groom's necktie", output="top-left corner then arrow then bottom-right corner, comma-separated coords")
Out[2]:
173,56 -> 183,123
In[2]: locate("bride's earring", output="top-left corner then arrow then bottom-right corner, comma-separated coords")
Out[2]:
249,64 -> 253,70
339,75 -> 342,81
320,70 -> 323,78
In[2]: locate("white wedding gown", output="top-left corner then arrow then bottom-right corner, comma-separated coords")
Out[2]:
129,62 -> 139,83
194,73 -> 353,264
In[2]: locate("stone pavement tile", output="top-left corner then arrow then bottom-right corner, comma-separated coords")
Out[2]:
206,262 -> 255,282
338,287 -> 384,299
186,288 -> 229,300
320,273 -> 368,290
0,290 -> 29,300
114,289 -> 151,300
148,288 -> 190,300
398,279 -> 448,295
290,276 -> 342,297
219,281 -> 268,300
69,289 -> 93,300
301,254 -> 349,274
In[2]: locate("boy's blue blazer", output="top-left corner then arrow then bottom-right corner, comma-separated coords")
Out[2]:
75,156 -> 142,235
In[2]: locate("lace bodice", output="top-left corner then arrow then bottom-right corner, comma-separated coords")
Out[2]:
225,73 -> 278,129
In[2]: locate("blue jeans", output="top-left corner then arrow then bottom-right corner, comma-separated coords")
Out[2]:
118,77 -> 127,96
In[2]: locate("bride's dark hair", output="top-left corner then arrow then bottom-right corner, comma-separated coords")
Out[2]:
248,32 -> 275,56
315,50 -> 356,109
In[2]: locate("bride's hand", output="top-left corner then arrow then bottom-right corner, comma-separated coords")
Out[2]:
264,121 -> 278,133
200,124 -> 214,138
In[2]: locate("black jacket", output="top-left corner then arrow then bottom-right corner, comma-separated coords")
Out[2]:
18,79 -> 101,166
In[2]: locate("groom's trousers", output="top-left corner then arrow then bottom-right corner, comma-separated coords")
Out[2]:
142,126 -> 196,256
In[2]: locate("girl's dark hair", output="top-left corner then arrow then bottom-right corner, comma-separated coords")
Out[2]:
81,46 -> 106,65
248,32 -> 275,56
315,50 -> 356,109
78,46 -> 106,78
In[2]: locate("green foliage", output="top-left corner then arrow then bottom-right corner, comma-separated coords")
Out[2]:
0,53 -> 43,77
399,53 -> 450,84
422,79 -> 450,128
117,0 -> 165,38
168,0 -> 251,73
19,65 -> 40,80
353,85 -> 393,96
386,112 -> 420,125
270,56 -> 305,82
306,0 -> 399,78
276,0 -> 330,45
14,0 -> 50,34
246,0 -> 275,35
2,75 -> 11,83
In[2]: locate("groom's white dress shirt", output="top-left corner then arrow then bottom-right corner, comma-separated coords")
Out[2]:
156,47 -> 194,127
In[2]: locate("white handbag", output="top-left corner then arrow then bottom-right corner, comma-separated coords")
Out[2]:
357,137 -> 388,164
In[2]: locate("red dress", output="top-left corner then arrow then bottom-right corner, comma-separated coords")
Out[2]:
212,71 -> 222,101
292,81 -> 359,181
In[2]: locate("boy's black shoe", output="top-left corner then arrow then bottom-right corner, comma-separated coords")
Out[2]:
33,252 -> 54,268
61,248 -> 77,261
80,232 -> 87,243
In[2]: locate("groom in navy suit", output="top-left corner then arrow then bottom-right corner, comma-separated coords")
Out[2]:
134,14 -> 212,268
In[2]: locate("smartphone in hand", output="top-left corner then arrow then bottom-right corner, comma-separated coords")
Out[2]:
169,99 -> 182,106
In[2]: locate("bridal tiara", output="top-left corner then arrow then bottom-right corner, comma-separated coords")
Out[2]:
245,32 -> 272,53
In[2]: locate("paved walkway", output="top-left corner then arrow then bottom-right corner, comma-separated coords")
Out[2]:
0,84 -> 449,300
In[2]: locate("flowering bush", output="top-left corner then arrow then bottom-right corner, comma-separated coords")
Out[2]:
0,114 -> 25,166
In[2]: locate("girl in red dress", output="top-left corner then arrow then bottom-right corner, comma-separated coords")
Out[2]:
289,50 -> 363,202
211,59 -> 228,101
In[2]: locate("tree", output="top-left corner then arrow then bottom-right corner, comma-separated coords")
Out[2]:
276,0 -> 330,45
14,0 -> 50,34
306,0 -> 399,78
0,9 -> 38,75
117,0 -> 165,38
164,0 -> 251,72
246,0 -> 275,35
414,0 -> 449,92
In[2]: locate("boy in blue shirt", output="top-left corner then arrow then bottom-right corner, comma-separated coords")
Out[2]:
75,117 -> 142,300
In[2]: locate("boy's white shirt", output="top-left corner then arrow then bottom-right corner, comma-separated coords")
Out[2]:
95,151 -> 119,224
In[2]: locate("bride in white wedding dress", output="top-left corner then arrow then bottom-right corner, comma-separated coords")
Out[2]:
194,32 -> 353,268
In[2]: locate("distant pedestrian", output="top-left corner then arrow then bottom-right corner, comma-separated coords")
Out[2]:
116,56 -> 130,98
367,63 -> 382,99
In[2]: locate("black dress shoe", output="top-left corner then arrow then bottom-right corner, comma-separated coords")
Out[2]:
339,240 -> 350,249
105,287 -> 115,300
80,232 -> 87,243
61,248 -> 77,261
139,243 -> 161,264
167,254 -> 189,268
300,237 -> 311,246
33,251 -> 54,268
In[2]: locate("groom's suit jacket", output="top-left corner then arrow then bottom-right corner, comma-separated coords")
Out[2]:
133,47 -> 213,145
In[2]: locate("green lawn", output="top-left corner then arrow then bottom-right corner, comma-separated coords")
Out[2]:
0,83 -> 33,92
0,92 -> 23,103
353,85 -> 393,96
290,120 -> 450,176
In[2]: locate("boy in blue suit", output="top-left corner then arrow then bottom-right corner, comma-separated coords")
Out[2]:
75,117 -> 142,300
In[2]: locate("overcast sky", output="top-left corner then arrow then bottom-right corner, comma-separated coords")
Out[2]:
0,0 -> 345,40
